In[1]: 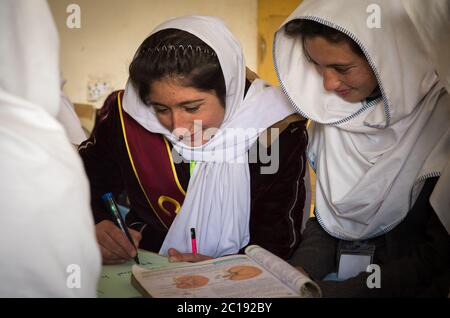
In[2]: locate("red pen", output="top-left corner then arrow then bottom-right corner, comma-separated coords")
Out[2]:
190,228 -> 197,255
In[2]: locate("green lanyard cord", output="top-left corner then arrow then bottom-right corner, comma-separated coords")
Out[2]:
189,160 -> 196,176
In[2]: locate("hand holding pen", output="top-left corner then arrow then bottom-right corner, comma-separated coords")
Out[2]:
96,193 -> 141,264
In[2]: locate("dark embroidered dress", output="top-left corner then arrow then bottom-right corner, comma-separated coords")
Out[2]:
79,90 -> 308,259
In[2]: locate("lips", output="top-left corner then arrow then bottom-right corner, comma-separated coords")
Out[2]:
336,89 -> 351,97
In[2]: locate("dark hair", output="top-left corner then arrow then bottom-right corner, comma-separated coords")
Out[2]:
129,29 -> 226,107
284,19 -> 364,57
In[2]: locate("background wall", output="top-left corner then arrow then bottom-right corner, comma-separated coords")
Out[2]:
48,0 -> 257,107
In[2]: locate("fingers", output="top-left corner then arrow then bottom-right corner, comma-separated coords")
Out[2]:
129,228 -> 142,247
95,220 -> 137,264
99,245 -> 127,265
167,248 -> 213,263
168,248 -> 180,257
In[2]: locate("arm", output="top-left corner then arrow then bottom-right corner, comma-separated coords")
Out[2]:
79,91 -> 141,264
248,118 -> 309,259
320,178 -> 450,297
318,210 -> 450,297
78,91 -> 125,224
289,217 -> 339,280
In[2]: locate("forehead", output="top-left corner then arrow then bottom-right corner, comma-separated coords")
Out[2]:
149,78 -> 215,102
304,36 -> 358,64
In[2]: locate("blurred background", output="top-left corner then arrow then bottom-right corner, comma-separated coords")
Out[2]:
49,0 -> 313,214
48,0 -> 301,115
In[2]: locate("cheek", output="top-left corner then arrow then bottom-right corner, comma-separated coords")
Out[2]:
209,110 -> 225,128
197,108 -> 224,129
344,72 -> 371,91
365,73 -> 378,92
353,67 -> 377,91
211,115 -> 224,127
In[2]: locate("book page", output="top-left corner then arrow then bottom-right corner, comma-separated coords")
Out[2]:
132,254 -> 301,298
245,245 -> 321,298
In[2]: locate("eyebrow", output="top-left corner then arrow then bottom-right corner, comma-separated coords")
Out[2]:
309,57 -> 353,68
328,64 -> 353,68
150,99 -> 205,108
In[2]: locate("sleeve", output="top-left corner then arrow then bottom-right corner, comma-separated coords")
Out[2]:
310,178 -> 450,298
318,212 -> 450,297
78,91 -> 125,224
289,217 -> 339,280
248,119 -> 309,259
56,92 -> 87,145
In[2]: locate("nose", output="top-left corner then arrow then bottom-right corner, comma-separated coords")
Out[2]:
322,69 -> 341,92
170,111 -> 190,138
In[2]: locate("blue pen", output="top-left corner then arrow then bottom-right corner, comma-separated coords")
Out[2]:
101,192 -> 140,264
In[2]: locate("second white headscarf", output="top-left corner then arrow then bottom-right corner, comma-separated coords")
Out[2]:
274,0 -> 449,240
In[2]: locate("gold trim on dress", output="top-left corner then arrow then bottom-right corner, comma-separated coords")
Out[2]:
117,92 -> 168,229
158,195 -> 182,215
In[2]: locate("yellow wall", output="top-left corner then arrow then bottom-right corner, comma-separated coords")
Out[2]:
48,0 -> 257,107
257,0 -> 301,85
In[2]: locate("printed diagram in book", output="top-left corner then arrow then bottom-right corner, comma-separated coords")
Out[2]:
223,265 -> 263,281
173,265 -> 263,289
173,275 -> 209,289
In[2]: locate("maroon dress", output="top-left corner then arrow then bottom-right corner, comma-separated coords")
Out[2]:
79,90 -> 308,260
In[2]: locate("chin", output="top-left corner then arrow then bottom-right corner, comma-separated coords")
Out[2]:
341,95 -> 362,103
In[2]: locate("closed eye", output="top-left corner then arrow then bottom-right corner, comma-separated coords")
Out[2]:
183,102 -> 203,113
152,105 -> 169,113
334,65 -> 354,74
184,105 -> 200,113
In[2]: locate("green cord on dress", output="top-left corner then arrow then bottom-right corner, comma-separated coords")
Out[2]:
190,160 -> 196,176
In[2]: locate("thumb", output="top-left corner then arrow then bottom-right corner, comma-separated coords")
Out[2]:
168,248 -> 181,257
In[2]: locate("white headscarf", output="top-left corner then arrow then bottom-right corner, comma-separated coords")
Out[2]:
123,16 -> 294,257
0,0 -> 101,296
402,0 -> 450,94
402,0 -> 450,231
274,0 -> 449,240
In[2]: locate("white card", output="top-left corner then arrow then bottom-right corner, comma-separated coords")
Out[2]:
337,254 -> 371,280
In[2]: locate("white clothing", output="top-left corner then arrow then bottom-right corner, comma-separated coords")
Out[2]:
0,0 -> 101,297
123,16 -> 295,257
56,92 -> 87,145
274,0 -> 449,239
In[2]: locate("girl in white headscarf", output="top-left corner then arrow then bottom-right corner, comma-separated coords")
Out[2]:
0,0 -> 101,297
274,0 -> 449,297
80,16 -> 309,264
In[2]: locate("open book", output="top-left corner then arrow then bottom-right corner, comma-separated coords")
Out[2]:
131,245 -> 321,298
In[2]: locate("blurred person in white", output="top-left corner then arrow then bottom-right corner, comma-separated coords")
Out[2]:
57,78 -> 87,147
0,0 -> 101,297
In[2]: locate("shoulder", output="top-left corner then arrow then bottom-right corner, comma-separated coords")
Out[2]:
258,114 -> 308,148
96,90 -> 124,121
89,90 -> 124,133
271,114 -> 307,133
79,90 -> 125,151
